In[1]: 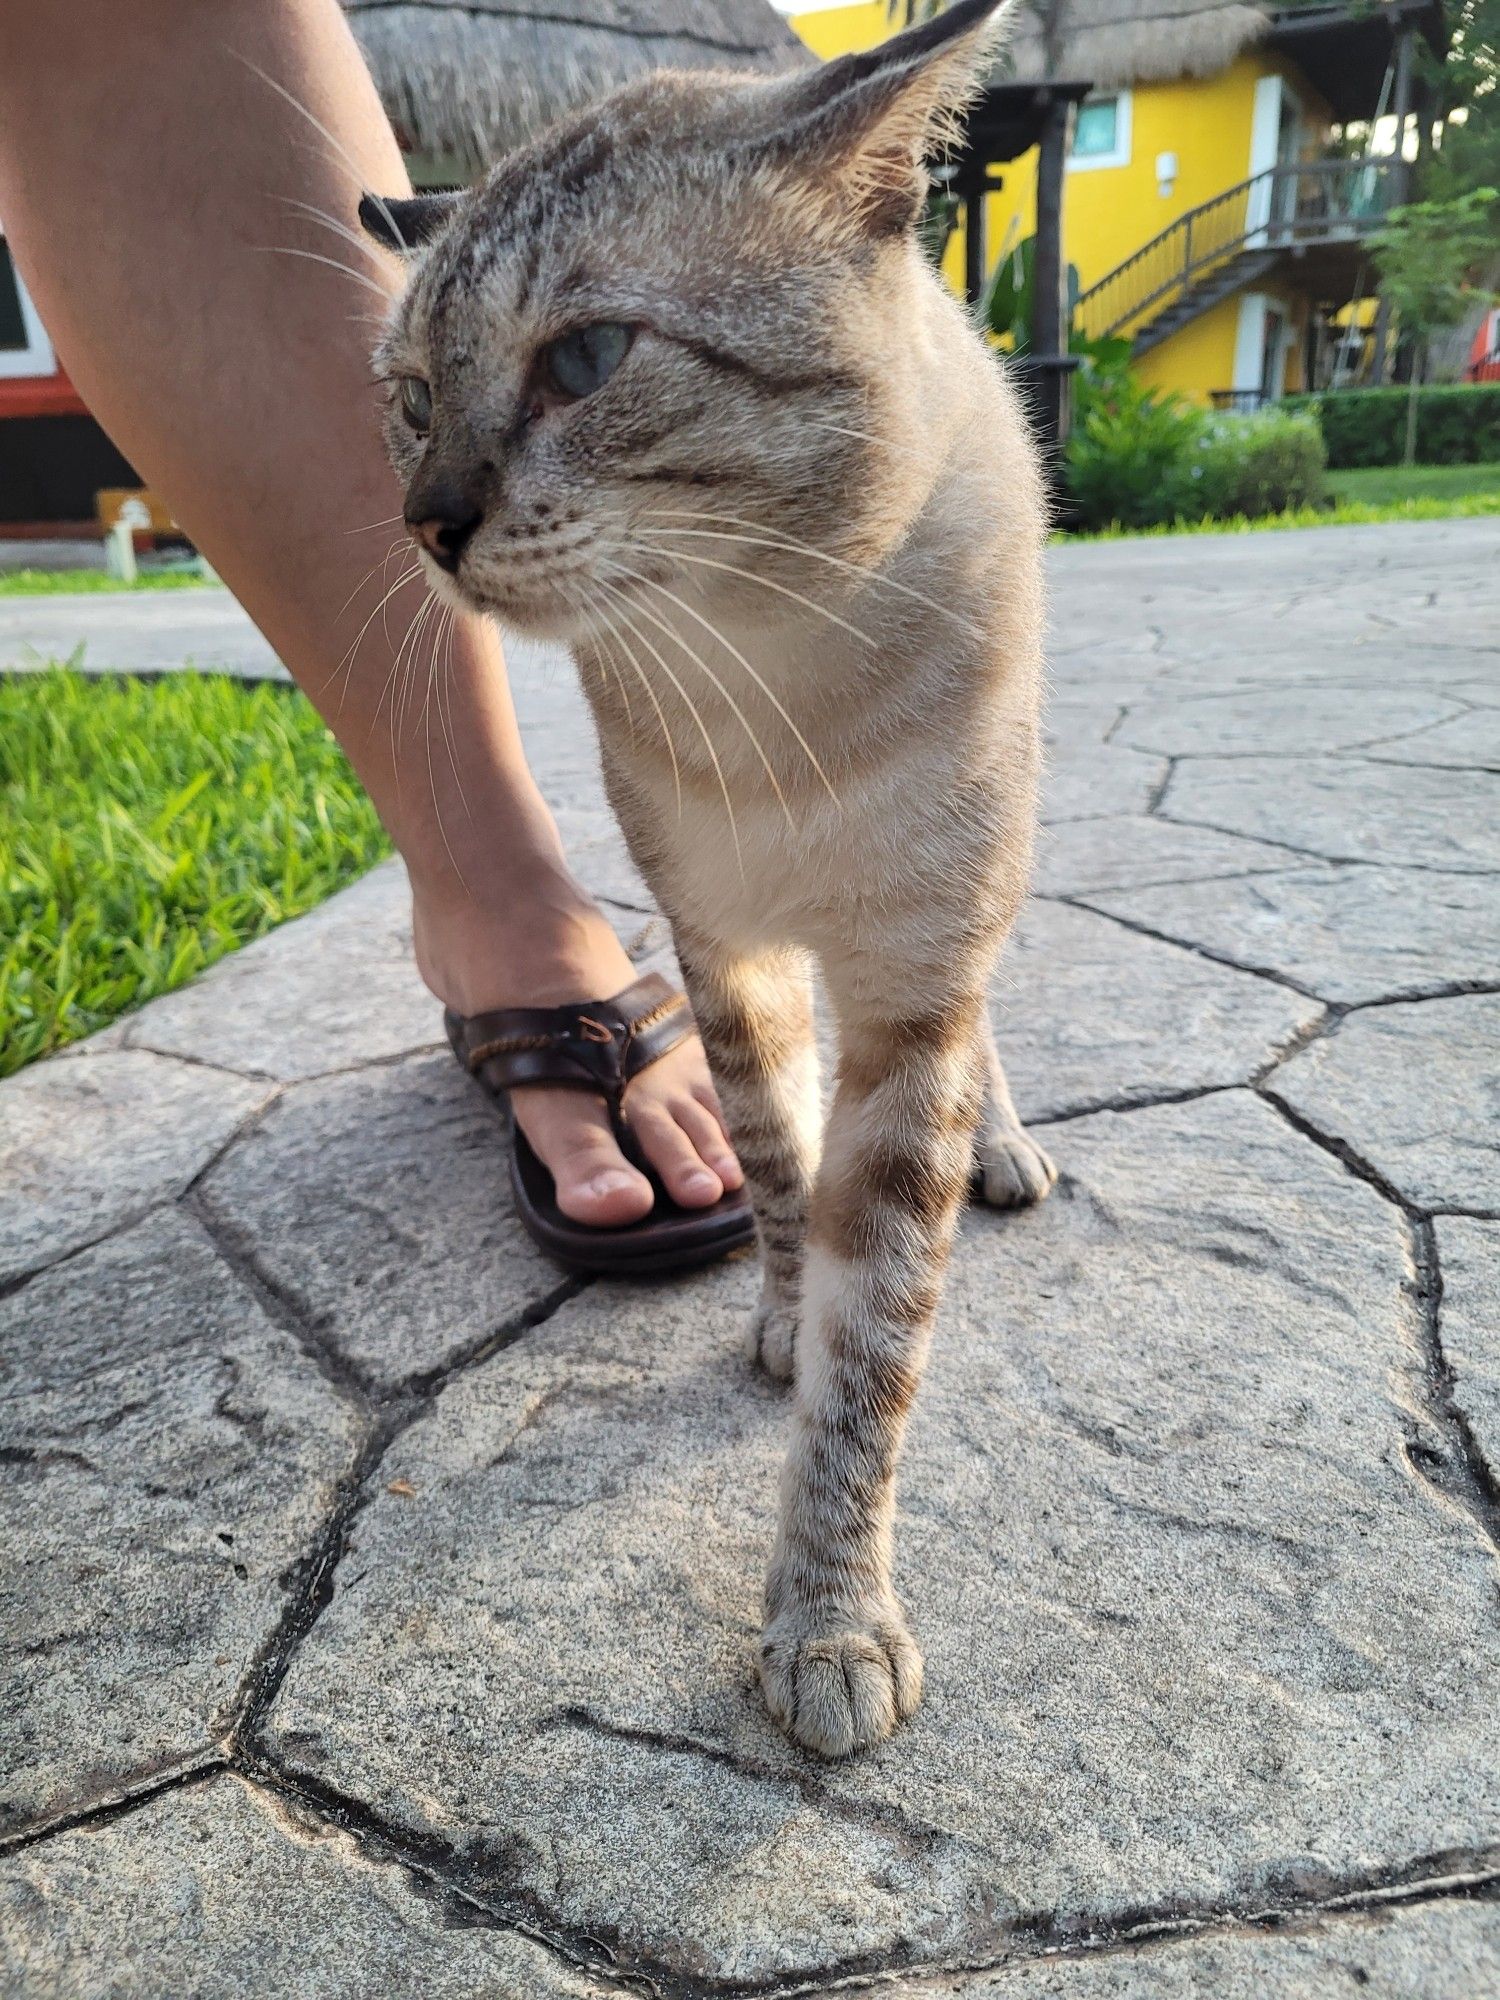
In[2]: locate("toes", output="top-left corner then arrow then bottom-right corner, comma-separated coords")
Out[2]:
672,1094 -> 744,1191
629,1103 -> 726,1209
512,1091 -> 654,1226
978,1131 -> 1058,1209
761,1615 -> 923,1757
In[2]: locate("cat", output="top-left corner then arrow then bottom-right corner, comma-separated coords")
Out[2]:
360,0 -> 1055,1757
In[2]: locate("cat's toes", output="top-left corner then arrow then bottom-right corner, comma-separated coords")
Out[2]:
744,1298 -> 797,1381
760,1609 -> 923,1757
976,1128 -> 1057,1209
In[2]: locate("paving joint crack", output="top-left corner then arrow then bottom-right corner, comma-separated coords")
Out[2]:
0,1758 -> 226,1857
230,1276 -> 592,1752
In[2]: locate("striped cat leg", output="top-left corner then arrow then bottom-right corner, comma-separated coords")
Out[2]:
760,986 -> 987,1756
974,1021 -> 1057,1208
674,933 -> 821,1380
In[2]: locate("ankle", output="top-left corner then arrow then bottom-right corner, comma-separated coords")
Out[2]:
409,863 -> 634,1018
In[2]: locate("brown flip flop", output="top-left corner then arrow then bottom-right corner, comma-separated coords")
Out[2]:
444,971 -> 755,1277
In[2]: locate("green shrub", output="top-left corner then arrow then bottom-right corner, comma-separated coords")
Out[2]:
1179,407 -> 1329,519
1283,384 -> 1500,467
1064,376 -> 1206,530
1065,385 -> 1328,531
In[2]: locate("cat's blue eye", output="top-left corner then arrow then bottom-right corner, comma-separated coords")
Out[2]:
545,323 -> 634,400
399,376 -> 432,432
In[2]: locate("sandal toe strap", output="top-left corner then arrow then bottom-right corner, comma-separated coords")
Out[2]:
450,972 -> 695,1103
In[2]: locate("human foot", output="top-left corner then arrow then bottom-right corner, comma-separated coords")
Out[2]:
412,874 -> 742,1227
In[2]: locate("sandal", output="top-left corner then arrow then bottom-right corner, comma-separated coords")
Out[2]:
445,972 -> 756,1277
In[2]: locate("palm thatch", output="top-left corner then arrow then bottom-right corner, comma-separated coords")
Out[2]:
1003,0 -> 1275,91
343,0 -> 809,170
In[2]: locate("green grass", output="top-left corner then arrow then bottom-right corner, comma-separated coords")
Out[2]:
1,669 -> 389,1077
1326,460 -> 1500,506
0,567 -> 220,596
1064,488 -> 1500,541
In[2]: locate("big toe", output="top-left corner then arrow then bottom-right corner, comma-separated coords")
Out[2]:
511,1090 -> 655,1227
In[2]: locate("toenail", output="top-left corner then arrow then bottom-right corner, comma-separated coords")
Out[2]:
590,1171 -> 635,1196
682,1170 -> 717,1197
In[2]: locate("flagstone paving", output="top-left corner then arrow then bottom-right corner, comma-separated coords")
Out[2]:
2,520 -> 1498,1998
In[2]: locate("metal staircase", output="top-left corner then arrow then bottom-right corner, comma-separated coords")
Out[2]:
1076,158 -> 1401,354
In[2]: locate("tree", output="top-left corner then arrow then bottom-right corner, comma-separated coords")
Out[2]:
1421,0 -> 1500,198
1370,189 -> 1499,460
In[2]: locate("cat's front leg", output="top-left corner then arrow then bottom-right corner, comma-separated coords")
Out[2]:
760,986 -> 986,1756
673,929 -> 821,1380
974,1023 -> 1057,1209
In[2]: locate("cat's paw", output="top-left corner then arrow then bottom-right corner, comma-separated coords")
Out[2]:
976,1128 -> 1057,1209
744,1298 -> 798,1381
759,1607 -> 923,1757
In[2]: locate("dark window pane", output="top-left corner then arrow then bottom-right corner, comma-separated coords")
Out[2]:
0,241 -> 30,349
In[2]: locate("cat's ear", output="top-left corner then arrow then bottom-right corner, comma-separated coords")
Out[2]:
766,0 -> 1010,234
357,192 -> 463,254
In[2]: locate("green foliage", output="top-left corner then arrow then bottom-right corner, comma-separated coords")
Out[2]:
1422,0 -> 1500,199
1327,457 -> 1500,503
981,233 -> 1081,353
1065,378 -> 1327,531
0,670 -> 389,1076
1370,191 -> 1500,341
1180,408 -> 1329,520
1064,374 -> 1206,529
1283,383 -> 1500,465
0,568 -> 219,596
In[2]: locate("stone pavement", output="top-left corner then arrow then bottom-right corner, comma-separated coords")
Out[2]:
2,519 -> 1498,1997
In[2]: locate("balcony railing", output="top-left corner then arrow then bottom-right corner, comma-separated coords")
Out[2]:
1075,158 -> 1402,344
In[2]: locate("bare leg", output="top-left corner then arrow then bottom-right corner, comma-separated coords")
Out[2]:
0,0 -> 739,1225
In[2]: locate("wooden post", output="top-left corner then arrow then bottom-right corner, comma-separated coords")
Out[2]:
1371,22 -> 1416,385
962,170 -> 986,312
1027,92 -> 1075,464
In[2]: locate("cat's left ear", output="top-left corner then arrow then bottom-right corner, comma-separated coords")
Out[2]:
765,0 -> 1011,234
357,191 -> 464,254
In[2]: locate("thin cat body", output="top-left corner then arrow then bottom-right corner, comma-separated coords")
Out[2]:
363,0 -> 1056,1755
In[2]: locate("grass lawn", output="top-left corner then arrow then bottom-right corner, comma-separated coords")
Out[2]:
0,567 -> 219,596
1,669 -> 389,1077
1326,460 -> 1500,506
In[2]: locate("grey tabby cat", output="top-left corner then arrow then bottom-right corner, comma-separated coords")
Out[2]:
361,0 -> 1055,1756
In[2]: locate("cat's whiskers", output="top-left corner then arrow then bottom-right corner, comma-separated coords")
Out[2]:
256,244 -> 393,301
633,531 -> 884,649
234,54 -> 408,250
558,577 -> 636,748
325,555 -> 421,708
633,511 -> 985,637
415,600 -> 469,893
333,535 -> 406,624
607,557 -> 839,812
577,579 -> 684,819
433,599 -> 473,825
592,568 -> 746,875
274,194 -> 383,266
598,556 -> 798,834
344,513 -> 406,538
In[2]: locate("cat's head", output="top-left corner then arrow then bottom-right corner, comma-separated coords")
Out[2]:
361,0 -> 1007,639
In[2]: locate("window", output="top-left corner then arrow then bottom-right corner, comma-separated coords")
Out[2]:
1068,92 -> 1132,173
0,235 -> 56,378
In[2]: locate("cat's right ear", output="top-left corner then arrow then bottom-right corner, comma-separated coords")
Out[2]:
358,192 -> 463,254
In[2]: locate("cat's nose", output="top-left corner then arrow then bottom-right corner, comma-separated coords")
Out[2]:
407,493 -> 483,573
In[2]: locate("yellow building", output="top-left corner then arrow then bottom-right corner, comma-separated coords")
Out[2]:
788,0 -> 1441,407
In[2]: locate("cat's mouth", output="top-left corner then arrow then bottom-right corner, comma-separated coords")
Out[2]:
418,532 -> 674,642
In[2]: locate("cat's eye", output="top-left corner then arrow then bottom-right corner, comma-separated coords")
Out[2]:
545,323 -> 634,401
399,375 -> 432,433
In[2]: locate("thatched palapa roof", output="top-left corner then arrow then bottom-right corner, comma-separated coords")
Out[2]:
343,0 -> 809,170
1002,0 -> 1445,110
1004,0 -> 1270,93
